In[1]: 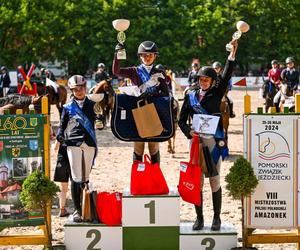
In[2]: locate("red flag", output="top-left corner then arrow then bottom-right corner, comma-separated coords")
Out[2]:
233,78 -> 247,86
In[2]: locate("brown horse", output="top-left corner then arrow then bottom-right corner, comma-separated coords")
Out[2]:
90,80 -> 115,127
0,94 -> 45,115
220,95 -> 230,142
167,99 -> 180,155
37,84 -> 67,116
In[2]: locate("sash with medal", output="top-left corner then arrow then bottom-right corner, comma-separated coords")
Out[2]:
64,101 -> 98,162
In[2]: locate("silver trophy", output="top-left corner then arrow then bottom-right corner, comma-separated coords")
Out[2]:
112,19 -> 130,60
226,21 -> 250,52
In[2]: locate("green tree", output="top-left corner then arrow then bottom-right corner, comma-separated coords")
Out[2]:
20,170 -> 60,249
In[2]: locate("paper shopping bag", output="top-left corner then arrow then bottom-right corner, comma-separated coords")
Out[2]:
82,185 -> 92,222
132,100 -> 163,138
199,142 -> 209,175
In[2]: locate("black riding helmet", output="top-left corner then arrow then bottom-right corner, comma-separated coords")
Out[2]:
271,59 -> 278,65
197,66 -> 217,81
137,41 -> 158,55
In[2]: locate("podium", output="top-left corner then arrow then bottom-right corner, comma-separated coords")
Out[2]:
64,223 -> 122,250
65,187 -> 237,250
180,222 -> 237,250
122,188 -> 180,250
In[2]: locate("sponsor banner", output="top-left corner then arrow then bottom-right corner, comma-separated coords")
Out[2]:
0,114 -> 45,228
244,115 -> 299,228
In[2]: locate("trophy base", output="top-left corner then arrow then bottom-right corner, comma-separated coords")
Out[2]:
117,49 -> 126,60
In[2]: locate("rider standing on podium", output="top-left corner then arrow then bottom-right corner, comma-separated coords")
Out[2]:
179,40 -> 239,231
113,40 -> 169,164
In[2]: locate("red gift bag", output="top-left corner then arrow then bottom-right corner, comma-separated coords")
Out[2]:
177,135 -> 202,205
96,192 -> 122,226
130,154 -> 169,195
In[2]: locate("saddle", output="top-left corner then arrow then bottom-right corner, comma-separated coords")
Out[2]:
111,94 -> 175,142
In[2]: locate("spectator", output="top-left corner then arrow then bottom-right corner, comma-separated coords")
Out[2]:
0,66 -> 11,97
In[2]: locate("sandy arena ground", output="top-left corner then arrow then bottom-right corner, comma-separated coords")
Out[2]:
0,89 -> 298,249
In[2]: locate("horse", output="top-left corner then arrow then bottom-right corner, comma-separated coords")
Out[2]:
0,94 -> 44,115
89,80 -> 115,127
219,96 -> 230,142
167,99 -> 180,155
37,84 -> 67,116
279,84 -> 296,112
261,76 -> 278,113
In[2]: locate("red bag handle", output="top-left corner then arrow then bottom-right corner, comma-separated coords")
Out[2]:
143,154 -> 152,164
189,135 -> 199,165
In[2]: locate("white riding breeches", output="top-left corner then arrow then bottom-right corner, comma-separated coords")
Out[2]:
67,142 -> 96,182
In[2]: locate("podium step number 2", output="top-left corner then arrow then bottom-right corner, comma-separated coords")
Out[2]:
64,224 -> 122,250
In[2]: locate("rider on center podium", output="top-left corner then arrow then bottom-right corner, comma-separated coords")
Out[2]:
112,40 -> 169,165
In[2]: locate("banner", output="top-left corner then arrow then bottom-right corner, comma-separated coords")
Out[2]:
0,114 -> 45,229
243,115 -> 299,228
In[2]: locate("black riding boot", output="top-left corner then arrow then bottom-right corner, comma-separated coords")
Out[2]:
193,192 -> 204,230
274,102 -> 280,113
211,187 -> 222,231
71,181 -> 82,214
151,151 -> 160,164
133,152 -> 143,162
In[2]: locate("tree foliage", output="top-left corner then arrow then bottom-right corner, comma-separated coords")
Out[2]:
225,156 -> 258,200
0,0 -> 299,74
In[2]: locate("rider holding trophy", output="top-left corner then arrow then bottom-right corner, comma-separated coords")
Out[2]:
112,20 -> 169,164
179,20 -> 248,231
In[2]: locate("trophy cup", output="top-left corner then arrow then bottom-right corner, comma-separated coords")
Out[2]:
112,19 -> 130,60
93,102 -> 104,130
226,20 -> 250,52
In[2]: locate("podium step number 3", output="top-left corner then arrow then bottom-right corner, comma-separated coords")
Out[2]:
180,222 -> 237,250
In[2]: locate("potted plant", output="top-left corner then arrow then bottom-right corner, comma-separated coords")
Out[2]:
225,156 -> 259,250
20,170 -> 60,250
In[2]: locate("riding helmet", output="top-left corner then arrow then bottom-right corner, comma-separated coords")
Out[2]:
212,61 -> 222,69
1,66 -> 7,71
98,63 -> 105,68
68,75 -> 87,89
197,66 -> 217,81
285,57 -> 295,64
137,41 -> 158,54
271,59 -> 278,65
